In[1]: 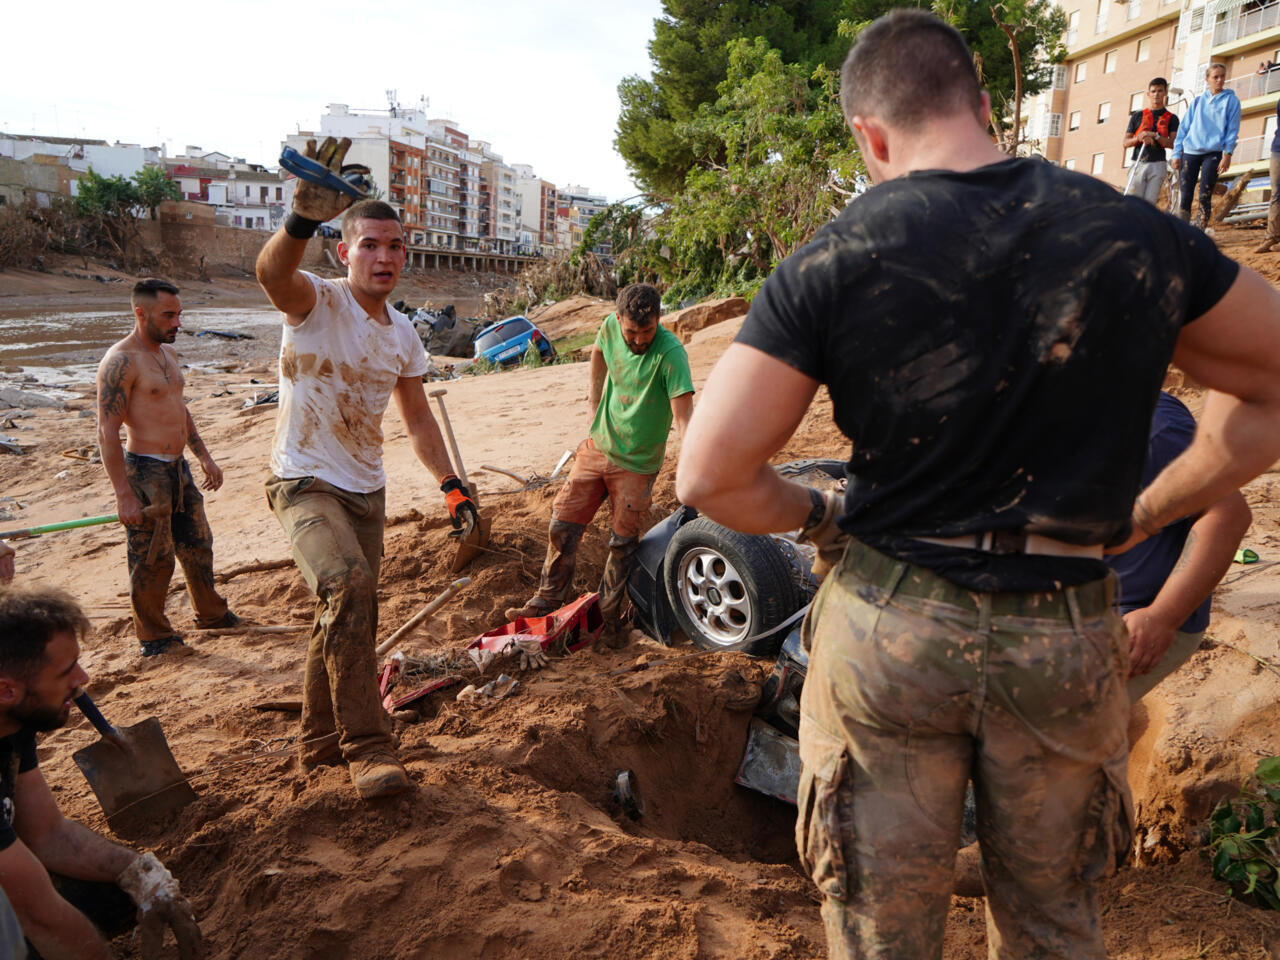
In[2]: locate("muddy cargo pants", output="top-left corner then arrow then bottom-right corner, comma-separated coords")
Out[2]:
797,540 -> 1133,960
530,438 -> 656,622
266,475 -> 392,763
124,453 -> 229,644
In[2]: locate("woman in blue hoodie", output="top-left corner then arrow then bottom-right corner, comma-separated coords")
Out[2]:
1171,63 -> 1241,227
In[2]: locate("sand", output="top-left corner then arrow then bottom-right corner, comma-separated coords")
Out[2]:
4,225 -> 1280,959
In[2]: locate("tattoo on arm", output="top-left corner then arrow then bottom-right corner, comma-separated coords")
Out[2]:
187,428 -> 206,455
1172,529 -> 1198,574
97,353 -> 131,418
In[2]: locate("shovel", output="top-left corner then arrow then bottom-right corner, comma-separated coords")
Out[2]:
429,388 -> 492,571
71,691 -> 197,838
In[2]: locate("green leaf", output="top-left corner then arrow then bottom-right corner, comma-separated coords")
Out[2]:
1212,847 -> 1233,877
1256,756 -> 1280,785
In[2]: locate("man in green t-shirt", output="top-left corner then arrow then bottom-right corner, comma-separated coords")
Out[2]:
508,283 -> 694,635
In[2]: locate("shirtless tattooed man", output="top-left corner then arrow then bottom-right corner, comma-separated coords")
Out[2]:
96,278 -> 238,656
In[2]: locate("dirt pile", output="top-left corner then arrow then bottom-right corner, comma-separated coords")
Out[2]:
663,297 -> 749,343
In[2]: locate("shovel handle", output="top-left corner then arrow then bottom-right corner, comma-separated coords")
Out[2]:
73,691 -> 120,738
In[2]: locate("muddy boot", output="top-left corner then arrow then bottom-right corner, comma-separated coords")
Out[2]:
1255,237 -> 1278,254
598,533 -> 640,625
200,610 -> 242,630
350,751 -> 411,799
508,520 -> 586,621
952,842 -> 985,898
1172,207 -> 1189,222
139,635 -> 184,657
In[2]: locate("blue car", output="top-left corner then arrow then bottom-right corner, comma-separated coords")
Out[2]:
473,316 -> 556,366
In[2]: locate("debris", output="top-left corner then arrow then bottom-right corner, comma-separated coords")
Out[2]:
0,437 -> 25,455
196,329 -> 256,341
456,674 -> 519,704
375,577 -> 472,657
242,390 -> 279,409
60,445 -> 100,463
613,770 -> 644,820
0,386 -> 62,410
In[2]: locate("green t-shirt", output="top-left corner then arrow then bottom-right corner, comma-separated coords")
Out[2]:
589,313 -> 694,475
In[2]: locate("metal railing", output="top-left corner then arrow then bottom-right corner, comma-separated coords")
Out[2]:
1233,132 -> 1269,163
1225,68 -> 1280,100
1213,0 -> 1280,46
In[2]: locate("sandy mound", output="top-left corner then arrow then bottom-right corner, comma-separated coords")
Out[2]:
527,296 -> 613,340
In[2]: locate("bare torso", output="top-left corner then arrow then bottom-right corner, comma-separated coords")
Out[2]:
98,336 -> 189,455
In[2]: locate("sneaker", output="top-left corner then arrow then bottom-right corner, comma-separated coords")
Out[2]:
200,611 -> 242,630
139,636 -> 184,657
350,752 -> 411,800
1255,238 -> 1278,254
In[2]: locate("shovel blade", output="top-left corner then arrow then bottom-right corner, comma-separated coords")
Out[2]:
451,515 -> 492,572
72,717 -> 197,838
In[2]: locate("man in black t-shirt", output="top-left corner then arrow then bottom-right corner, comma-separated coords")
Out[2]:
676,10 -> 1280,960
0,587 -> 202,959
1123,78 -> 1179,205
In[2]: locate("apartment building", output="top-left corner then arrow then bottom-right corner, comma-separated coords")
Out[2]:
1029,0 -> 1280,187
511,163 -> 557,253
556,185 -> 610,254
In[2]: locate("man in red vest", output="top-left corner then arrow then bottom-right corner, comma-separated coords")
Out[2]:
1123,78 -> 1180,205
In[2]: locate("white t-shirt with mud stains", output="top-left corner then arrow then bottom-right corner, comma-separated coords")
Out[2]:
270,272 -> 428,494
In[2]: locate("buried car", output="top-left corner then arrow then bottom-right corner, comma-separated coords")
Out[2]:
625,459 -> 844,804
474,315 -> 557,366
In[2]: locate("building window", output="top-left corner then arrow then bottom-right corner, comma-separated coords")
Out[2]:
1136,36 -> 1151,61
1069,110 -> 1082,130
1067,10 -> 1080,44
1127,0 -> 1141,20
1065,158 -> 1077,170
1096,0 -> 1108,33
1104,51 -> 1117,73
1076,61 -> 1088,82
1091,152 -> 1105,174
1130,90 -> 1145,111
1044,113 -> 1064,138
1189,7 -> 1204,31
1098,100 -> 1111,123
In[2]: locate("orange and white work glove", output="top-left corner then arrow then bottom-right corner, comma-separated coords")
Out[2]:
441,475 -> 480,537
117,852 -> 204,960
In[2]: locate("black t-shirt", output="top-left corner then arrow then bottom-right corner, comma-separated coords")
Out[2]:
1125,108 -> 1179,162
737,157 -> 1238,591
0,727 -> 37,851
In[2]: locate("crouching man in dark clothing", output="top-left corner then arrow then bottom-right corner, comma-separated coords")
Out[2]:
0,587 -> 202,959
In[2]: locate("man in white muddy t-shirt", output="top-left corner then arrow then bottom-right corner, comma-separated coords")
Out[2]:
256,141 -> 479,800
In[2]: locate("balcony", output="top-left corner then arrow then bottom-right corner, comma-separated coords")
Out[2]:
1226,66 -> 1280,101
1234,132 -> 1271,163
1214,0 -> 1280,47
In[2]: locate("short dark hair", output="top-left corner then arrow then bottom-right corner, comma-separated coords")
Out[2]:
341,200 -> 402,242
616,283 -> 661,326
131,278 -> 179,308
1148,77 -> 1168,89
0,587 -> 89,683
840,9 -> 982,128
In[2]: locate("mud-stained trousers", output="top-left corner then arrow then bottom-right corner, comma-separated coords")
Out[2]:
797,540 -> 1133,960
124,453 -> 229,643
265,474 -> 391,764
529,438 -> 656,622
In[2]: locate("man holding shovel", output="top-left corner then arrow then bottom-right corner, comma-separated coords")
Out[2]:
97,278 -> 239,657
256,138 -> 479,800
1123,78 -> 1179,205
0,587 -> 201,959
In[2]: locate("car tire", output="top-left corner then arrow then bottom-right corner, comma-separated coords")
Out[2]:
662,517 -> 802,657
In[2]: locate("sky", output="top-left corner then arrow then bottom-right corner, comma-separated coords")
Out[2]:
2,0 -> 666,203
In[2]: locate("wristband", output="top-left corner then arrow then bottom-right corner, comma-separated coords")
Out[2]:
284,212 -> 321,240
802,486 -> 827,533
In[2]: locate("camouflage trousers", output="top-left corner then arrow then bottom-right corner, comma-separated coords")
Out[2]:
124,453 -> 229,643
266,475 -> 391,764
797,540 -> 1133,960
